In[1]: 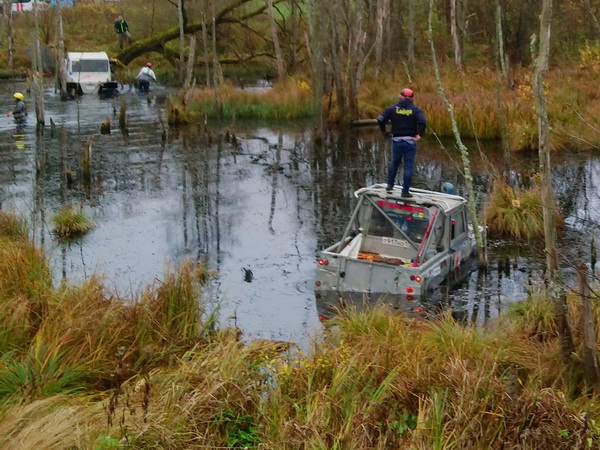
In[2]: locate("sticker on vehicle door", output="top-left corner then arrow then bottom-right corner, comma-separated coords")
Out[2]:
382,237 -> 410,248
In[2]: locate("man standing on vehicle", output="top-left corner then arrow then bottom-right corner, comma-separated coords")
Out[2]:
377,88 -> 427,198
114,15 -> 133,50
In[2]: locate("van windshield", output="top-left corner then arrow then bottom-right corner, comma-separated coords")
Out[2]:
369,200 -> 432,244
71,60 -> 109,73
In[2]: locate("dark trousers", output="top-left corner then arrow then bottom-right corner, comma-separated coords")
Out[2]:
118,31 -> 133,50
138,80 -> 150,92
386,139 -> 417,193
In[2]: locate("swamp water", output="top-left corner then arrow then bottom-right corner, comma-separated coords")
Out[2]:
0,82 -> 597,348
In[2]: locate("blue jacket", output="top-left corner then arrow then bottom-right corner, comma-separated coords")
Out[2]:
377,98 -> 426,138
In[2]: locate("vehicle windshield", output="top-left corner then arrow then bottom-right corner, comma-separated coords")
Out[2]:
368,200 -> 432,244
71,59 -> 109,73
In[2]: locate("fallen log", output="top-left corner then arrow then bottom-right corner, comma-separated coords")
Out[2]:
351,119 -> 378,127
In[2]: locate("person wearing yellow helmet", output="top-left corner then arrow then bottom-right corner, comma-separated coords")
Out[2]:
7,92 -> 28,124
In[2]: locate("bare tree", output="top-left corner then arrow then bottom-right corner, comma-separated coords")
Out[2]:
585,0 -> 600,37
450,0 -> 462,69
531,0 -> 574,360
495,0 -> 509,87
305,0 -> 326,136
407,0 -> 416,75
266,0 -> 285,79
184,35 -> 197,89
56,0 -> 67,98
4,0 -> 13,69
374,0 -> 387,76
428,0 -> 484,261
200,0 -> 210,86
178,0 -> 185,84
33,2 -> 45,127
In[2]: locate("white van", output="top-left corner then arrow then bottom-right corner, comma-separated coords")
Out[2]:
64,52 -> 118,96
11,0 -> 48,12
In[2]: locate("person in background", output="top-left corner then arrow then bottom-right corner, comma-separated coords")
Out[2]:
6,92 -> 27,124
136,62 -> 157,92
114,15 -> 133,50
377,88 -> 427,198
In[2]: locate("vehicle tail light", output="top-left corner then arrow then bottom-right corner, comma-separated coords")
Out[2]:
415,307 -> 423,313
407,294 -> 414,301
409,275 -> 422,282
406,286 -> 415,294
315,281 -> 321,286
318,259 -> 329,266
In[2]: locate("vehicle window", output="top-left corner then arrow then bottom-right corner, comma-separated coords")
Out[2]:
369,200 -> 431,244
450,210 -> 466,240
71,60 -> 109,73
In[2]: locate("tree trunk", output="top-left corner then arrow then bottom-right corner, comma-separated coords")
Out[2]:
178,0 -> 185,85
266,0 -> 285,80
305,0 -> 325,137
33,4 -> 44,127
4,0 -> 13,69
290,0 -> 297,72
586,0 -> 600,37
531,0 -> 574,361
428,0 -> 484,262
56,1 -> 67,98
329,9 -> 347,122
407,0 -> 416,75
495,0 -> 508,87
375,0 -> 385,76
450,0 -> 462,69
348,0 -> 366,121
578,266 -> 600,388
184,35 -> 197,89
494,0 -> 509,161
201,0 -> 210,86
212,0 -> 222,118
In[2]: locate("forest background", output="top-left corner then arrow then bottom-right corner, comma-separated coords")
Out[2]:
3,0 -> 600,151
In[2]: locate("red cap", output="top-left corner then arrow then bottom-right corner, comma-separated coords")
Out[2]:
400,88 -> 414,98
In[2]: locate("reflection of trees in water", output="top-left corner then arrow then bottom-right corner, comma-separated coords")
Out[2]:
5,111 -> 600,322
181,132 -> 221,268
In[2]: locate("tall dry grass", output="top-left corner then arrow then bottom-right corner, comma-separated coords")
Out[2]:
484,177 -> 565,239
169,77 -> 313,124
1,211 -> 600,448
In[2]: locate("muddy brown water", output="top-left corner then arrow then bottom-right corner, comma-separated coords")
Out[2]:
0,81 -> 597,349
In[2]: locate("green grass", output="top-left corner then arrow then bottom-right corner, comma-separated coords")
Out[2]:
51,206 -> 95,240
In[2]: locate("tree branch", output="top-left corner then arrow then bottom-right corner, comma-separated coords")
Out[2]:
114,0 -> 285,66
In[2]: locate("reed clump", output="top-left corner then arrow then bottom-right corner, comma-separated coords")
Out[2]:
51,206 -> 95,239
484,177 -> 564,239
181,78 -> 313,121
